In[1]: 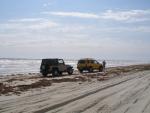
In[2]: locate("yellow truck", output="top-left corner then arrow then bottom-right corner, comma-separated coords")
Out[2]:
77,58 -> 103,73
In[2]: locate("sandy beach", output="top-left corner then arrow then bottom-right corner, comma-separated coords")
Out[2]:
1,0 -> 150,113
0,64 -> 150,113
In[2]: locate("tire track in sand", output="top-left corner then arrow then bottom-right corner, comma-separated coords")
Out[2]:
34,75 -> 140,113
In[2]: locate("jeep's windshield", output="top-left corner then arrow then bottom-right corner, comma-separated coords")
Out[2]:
94,60 -> 99,64
78,60 -> 85,64
58,59 -> 64,64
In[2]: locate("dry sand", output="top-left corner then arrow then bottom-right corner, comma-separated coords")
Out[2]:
0,64 -> 150,113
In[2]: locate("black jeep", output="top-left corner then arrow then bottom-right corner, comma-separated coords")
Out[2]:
40,59 -> 73,77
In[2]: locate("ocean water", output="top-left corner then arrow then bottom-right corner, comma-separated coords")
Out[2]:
0,58 -> 149,75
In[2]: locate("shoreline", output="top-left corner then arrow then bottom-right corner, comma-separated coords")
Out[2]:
1,64 -> 150,96
0,63 -> 150,76
0,58 -> 149,76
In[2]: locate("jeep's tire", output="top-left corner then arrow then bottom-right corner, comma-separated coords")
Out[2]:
59,72 -> 62,75
89,67 -> 93,73
67,68 -> 73,75
42,72 -> 47,77
52,69 -> 59,76
79,69 -> 83,73
99,67 -> 103,72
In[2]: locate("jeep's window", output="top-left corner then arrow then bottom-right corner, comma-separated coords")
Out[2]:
94,60 -> 99,64
89,60 -> 94,63
78,60 -> 85,64
58,59 -> 64,64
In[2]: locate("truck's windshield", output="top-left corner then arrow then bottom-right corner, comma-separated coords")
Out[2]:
58,59 -> 64,64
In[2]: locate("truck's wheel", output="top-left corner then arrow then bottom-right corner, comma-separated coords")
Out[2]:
79,69 -> 83,73
52,69 -> 59,76
42,72 -> 47,77
68,68 -> 73,75
59,72 -> 62,75
89,67 -> 93,73
99,66 -> 103,72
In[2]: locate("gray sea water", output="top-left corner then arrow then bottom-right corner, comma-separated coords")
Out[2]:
0,58 -> 149,75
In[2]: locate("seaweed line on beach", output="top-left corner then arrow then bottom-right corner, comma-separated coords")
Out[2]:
0,64 -> 150,95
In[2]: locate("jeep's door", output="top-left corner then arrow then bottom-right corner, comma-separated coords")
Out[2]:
93,60 -> 100,69
78,60 -> 86,69
58,59 -> 66,71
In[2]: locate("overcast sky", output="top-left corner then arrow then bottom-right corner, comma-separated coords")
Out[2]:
0,0 -> 150,60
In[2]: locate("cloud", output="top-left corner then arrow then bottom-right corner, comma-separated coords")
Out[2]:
0,18 -> 58,30
101,9 -> 150,22
9,18 -> 47,22
28,21 -> 58,29
0,14 -> 150,59
42,11 -> 99,19
96,26 -> 150,33
43,0 -> 56,8
43,3 -> 52,7
42,9 -> 150,22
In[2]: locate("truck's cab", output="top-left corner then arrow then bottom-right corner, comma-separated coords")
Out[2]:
77,58 -> 103,73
